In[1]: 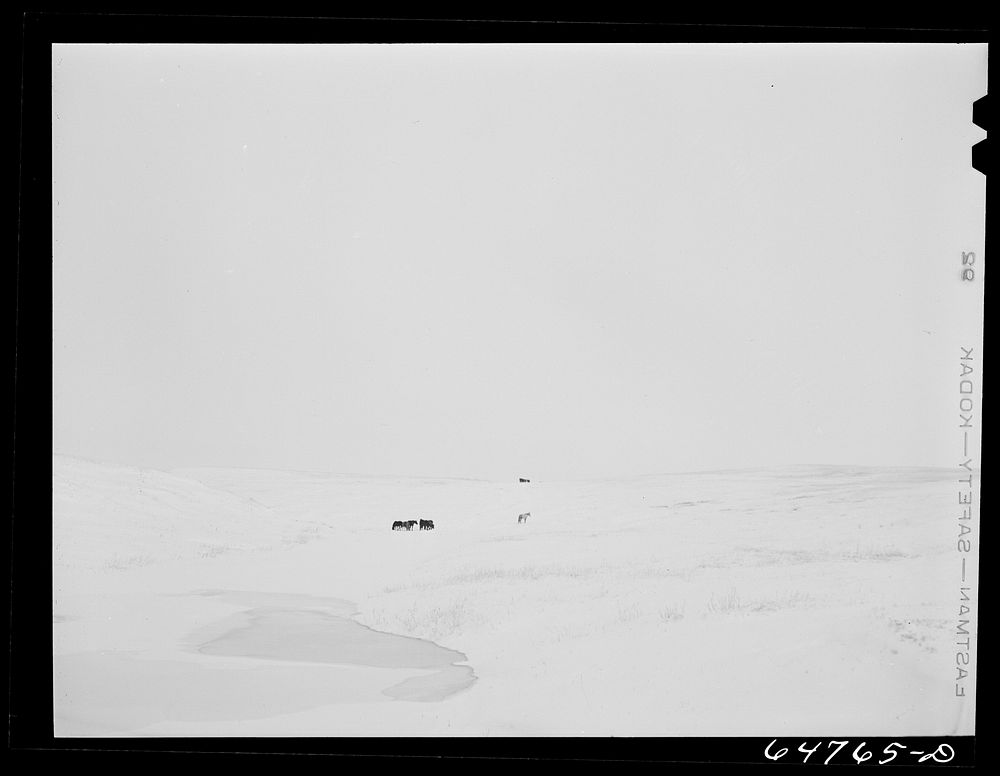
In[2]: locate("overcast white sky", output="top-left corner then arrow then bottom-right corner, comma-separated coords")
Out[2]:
52,43 -> 987,480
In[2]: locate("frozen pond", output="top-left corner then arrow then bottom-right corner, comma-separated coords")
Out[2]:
53,589 -> 476,736
192,590 -> 476,701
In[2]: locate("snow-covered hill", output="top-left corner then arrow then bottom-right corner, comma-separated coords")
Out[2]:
53,456 -> 330,571
53,458 -> 977,737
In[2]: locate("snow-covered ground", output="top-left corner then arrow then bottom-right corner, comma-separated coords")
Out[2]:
52,455 -> 976,736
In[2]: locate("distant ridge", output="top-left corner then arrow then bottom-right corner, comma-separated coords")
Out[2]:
53,456 -> 302,571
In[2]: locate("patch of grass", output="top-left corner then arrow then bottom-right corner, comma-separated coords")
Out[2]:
707,588 -> 745,615
420,600 -> 474,640
749,590 -> 813,612
444,564 -> 598,585
616,603 -> 643,623
384,563 -> 604,594
104,552 -> 156,570
361,597 -> 475,642
843,545 -> 911,562
706,588 -> 813,615
632,563 -> 684,580
697,548 -> 813,570
658,605 -> 685,623
384,558 -> 682,596
700,544 -> 911,571
286,525 -> 323,545
887,616 -> 948,654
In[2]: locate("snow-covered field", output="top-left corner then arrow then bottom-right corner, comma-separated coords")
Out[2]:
52,455 -> 975,736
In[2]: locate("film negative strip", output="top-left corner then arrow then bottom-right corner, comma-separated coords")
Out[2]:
12,14 -> 988,768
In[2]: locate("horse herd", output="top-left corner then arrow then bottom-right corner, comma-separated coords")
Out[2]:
391,512 -> 531,531
393,478 -> 532,531
392,519 -> 434,531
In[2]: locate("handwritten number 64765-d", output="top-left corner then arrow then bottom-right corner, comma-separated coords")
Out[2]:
763,739 -> 955,765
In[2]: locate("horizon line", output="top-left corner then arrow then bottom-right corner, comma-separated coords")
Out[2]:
51,453 -> 975,483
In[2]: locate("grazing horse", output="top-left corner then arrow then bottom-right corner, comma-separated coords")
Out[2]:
404,520 -> 418,531
519,477 -> 530,483
518,512 -> 530,524
420,519 -> 435,531
392,520 -> 405,531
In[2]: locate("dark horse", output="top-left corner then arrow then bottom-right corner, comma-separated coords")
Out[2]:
518,512 -> 530,524
419,519 -> 435,531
